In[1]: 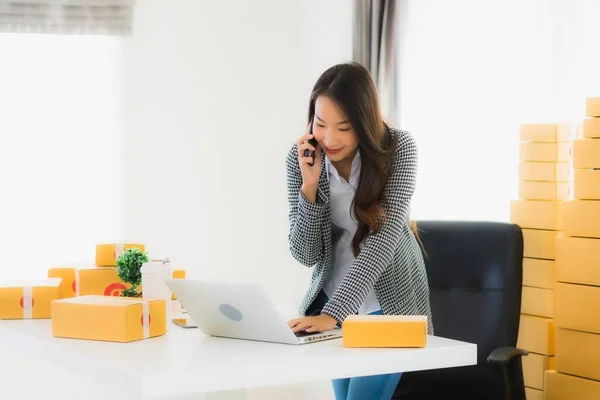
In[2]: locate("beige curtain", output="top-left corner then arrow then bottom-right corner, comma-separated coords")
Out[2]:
353,0 -> 398,125
0,0 -> 134,35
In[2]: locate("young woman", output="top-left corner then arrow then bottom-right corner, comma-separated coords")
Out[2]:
285,62 -> 433,400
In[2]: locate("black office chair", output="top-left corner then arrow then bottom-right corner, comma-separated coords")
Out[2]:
393,221 -> 528,400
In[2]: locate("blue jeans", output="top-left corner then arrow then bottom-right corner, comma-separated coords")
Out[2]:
305,291 -> 402,400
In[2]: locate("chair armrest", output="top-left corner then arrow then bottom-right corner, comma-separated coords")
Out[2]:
487,346 -> 529,365
487,347 -> 528,400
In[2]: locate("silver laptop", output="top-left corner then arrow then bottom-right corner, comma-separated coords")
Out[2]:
165,278 -> 342,345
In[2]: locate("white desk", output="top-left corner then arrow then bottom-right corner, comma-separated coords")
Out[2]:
0,304 -> 477,400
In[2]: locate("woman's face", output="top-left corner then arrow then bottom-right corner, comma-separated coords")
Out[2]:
312,96 -> 359,163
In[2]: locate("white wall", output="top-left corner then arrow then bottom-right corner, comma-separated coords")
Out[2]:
119,0 -> 352,310
118,1 -> 352,399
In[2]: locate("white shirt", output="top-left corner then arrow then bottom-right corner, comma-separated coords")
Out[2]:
322,151 -> 382,315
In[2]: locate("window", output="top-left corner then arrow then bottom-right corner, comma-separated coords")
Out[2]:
398,0 -> 600,222
0,33 -> 122,280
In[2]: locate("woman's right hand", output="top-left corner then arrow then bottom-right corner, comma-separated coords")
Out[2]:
297,131 -> 322,191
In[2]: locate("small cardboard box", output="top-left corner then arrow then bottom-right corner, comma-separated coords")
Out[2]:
519,123 -> 572,142
523,258 -> 555,289
574,169 -> 600,200
517,314 -> 555,355
510,200 -> 559,230
573,139 -> 600,169
342,315 -> 427,348
171,269 -> 186,300
521,286 -> 554,318
0,278 -> 61,319
519,162 -> 570,182
586,97 -> 600,118
48,266 -> 132,298
522,229 -> 556,259
519,181 -> 570,201
556,236 -> 600,286
556,328 -> 600,381
555,282 -> 600,334
525,387 -> 544,400
520,142 -> 571,162
583,118 -> 600,138
95,243 -> 145,267
560,200 -> 600,238
545,370 -> 600,400
51,295 -> 166,342
523,352 -> 554,390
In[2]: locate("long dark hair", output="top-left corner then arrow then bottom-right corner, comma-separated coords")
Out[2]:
308,62 -> 413,257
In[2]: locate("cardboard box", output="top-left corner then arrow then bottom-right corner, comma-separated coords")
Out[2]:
95,243 -> 145,267
510,200 -> 559,230
342,315 -> 427,348
517,314 -> 555,355
48,266 -> 132,298
574,169 -> 600,200
520,142 -> 571,162
523,352 -> 554,390
556,236 -> 600,286
519,162 -> 570,182
556,328 -> 600,381
525,387 -> 543,400
560,200 -> 600,238
519,123 -> 572,143
573,139 -> 600,169
519,181 -> 570,201
523,229 -> 556,259
586,97 -> 600,118
545,370 -> 600,400
52,295 -> 166,342
521,286 -> 554,318
555,283 -> 600,334
583,118 -> 600,138
171,269 -> 186,300
523,258 -> 555,289
0,278 -> 61,319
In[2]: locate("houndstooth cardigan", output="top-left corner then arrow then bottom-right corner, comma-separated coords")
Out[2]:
286,128 -> 434,334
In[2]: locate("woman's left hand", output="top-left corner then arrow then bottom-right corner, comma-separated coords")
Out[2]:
288,314 -> 338,333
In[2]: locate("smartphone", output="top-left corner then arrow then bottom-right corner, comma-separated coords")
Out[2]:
172,318 -> 198,329
304,117 -> 318,167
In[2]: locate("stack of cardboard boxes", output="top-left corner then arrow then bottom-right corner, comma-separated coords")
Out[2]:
511,123 -> 573,400
546,97 -> 600,398
0,242 -> 187,343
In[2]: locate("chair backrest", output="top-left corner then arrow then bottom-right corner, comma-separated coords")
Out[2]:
394,220 -> 524,399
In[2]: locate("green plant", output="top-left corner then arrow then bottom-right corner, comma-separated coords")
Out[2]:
116,248 -> 149,298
